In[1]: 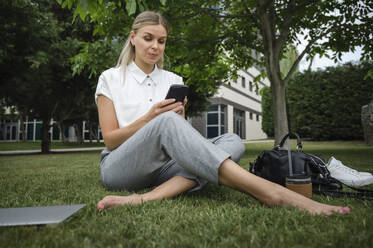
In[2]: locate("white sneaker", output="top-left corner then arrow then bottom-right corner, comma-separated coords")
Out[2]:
326,157 -> 373,187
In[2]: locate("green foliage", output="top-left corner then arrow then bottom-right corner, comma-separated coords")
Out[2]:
71,39 -> 121,77
262,61 -> 373,140
261,86 -> 274,138
286,61 -> 373,140
279,46 -> 299,78
56,0 -> 373,124
222,0 -> 373,143
58,0 -> 232,117
0,0 -> 98,151
57,0 -> 167,22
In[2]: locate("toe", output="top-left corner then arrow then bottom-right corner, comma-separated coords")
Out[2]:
97,201 -> 105,210
341,206 -> 350,214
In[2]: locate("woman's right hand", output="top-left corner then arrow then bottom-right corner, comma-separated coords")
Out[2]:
144,99 -> 184,122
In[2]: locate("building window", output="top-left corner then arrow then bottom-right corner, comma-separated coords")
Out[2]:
256,114 -> 260,122
234,108 -> 245,139
249,81 -> 253,92
206,105 -> 226,138
241,76 -> 246,88
249,112 -> 253,120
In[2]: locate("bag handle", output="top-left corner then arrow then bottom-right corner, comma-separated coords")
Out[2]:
277,132 -> 303,150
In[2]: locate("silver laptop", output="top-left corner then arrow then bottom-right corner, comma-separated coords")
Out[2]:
0,204 -> 86,226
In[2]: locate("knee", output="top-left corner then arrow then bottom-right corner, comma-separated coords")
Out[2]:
232,133 -> 246,154
225,133 -> 246,162
153,111 -> 181,125
151,111 -> 184,133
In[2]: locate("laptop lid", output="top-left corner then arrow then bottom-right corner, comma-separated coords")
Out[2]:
0,204 -> 86,227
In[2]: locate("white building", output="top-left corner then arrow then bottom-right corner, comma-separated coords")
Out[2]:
0,117 -> 101,142
190,66 -> 270,140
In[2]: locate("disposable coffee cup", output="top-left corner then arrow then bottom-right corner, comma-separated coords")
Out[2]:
286,175 -> 312,198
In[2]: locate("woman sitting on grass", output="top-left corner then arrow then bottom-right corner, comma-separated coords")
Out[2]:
95,11 -> 350,215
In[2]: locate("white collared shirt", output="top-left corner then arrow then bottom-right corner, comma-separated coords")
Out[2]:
95,62 -> 183,127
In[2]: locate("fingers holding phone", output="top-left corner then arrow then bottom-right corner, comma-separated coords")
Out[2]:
144,99 -> 181,121
144,85 -> 189,121
165,84 -> 189,117
176,97 -> 187,116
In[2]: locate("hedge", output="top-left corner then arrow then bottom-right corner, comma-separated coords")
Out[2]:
262,61 -> 373,140
261,86 -> 274,137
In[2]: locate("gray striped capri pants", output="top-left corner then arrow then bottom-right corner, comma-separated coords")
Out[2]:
99,111 -> 245,191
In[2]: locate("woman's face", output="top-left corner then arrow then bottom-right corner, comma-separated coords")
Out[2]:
130,24 -> 167,69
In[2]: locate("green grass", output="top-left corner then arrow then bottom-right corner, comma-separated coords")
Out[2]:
0,141 -> 105,151
0,141 -> 372,247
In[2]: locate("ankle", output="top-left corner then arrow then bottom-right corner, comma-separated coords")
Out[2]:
140,192 -> 154,203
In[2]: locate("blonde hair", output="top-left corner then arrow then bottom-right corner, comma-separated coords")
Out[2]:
116,11 -> 168,82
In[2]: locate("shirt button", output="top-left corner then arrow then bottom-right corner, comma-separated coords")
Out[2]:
147,75 -> 150,78
149,98 -> 152,102
147,83 -> 151,86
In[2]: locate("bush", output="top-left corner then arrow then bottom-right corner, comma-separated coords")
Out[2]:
261,61 -> 373,140
287,61 -> 373,140
261,86 -> 274,137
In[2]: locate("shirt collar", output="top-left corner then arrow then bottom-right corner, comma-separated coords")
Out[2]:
128,61 -> 162,85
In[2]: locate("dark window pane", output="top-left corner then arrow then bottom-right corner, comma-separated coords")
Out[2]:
84,132 -> 90,140
221,126 -> 225,135
11,126 -> 16,140
234,109 -> 244,117
220,113 -> 225,125
209,105 -> 218,111
207,113 -> 218,125
27,123 -> 34,140
220,105 -> 226,112
53,125 -> 59,140
35,123 -> 42,140
207,127 -> 219,138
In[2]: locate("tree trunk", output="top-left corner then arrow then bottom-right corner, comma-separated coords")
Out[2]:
271,80 -> 289,146
74,122 -> 84,145
88,122 -> 93,144
58,121 -> 67,143
257,1 -> 289,146
265,47 -> 290,146
41,118 -> 51,154
19,114 -> 27,141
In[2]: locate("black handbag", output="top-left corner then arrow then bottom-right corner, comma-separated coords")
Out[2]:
249,133 -> 373,199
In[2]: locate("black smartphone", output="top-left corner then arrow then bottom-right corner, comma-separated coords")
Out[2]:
165,84 -> 189,103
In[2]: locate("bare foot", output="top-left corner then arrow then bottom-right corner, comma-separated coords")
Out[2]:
97,194 -> 144,210
305,202 -> 350,216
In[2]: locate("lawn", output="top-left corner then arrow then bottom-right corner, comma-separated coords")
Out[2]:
0,141 -> 105,151
0,141 -> 372,247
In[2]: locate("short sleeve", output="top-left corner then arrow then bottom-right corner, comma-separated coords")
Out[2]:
171,72 -> 183,85
95,73 -> 113,104
178,74 -> 184,85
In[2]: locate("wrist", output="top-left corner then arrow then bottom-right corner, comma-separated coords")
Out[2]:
141,113 -> 151,123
